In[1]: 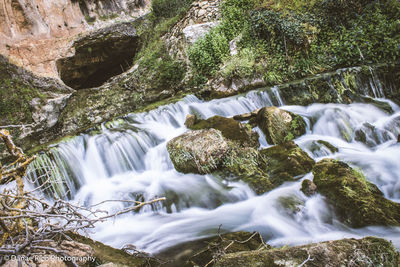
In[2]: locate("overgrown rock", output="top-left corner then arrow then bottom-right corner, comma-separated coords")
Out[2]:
56,22 -> 139,89
157,231 -> 266,267
313,159 -> 400,228
256,107 -> 306,144
259,141 -> 315,188
215,237 -> 399,267
189,115 -> 259,147
220,146 -> 273,195
167,129 -> 229,174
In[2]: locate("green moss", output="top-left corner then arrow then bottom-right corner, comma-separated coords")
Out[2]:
259,141 -> 315,187
316,140 -> 338,153
68,232 -> 157,266
313,159 -> 400,227
220,146 -> 273,194
215,237 -> 399,267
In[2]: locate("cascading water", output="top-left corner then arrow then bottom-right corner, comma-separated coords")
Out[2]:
27,84 -> 400,254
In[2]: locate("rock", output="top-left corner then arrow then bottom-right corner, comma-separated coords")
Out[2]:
221,146 -> 273,195
300,179 -> 317,196
233,112 -> 253,121
316,140 -> 338,153
56,22 -> 139,89
189,115 -> 259,147
256,107 -> 306,144
398,134 -> 400,143
229,34 -> 242,56
182,21 -> 219,45
354,122 -> 392,147
259,141 -> 315,187
313,159 -> 400,227
167,129 -> 229,174
68,232 -> 158,266
157,231 -> 267,267
184,114 -> 197,128
215,237 -> 399,267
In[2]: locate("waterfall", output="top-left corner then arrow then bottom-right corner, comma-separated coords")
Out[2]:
27,79 -> 400,253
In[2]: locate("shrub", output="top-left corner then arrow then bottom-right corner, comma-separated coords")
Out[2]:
151,0 -> 194,20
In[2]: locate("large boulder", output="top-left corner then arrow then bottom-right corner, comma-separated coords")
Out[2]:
189,115 -> 259,147
313,159 -> 400,228
167,129 -> 229,174
259,141 -> 315,187
256,107 -> 306,144
215,237 -> 399,267
56,22 -> 139,89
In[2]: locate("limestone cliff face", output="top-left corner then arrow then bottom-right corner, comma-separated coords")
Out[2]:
0,0 -> 149,78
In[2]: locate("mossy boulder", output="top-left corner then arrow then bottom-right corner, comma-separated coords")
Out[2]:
157,231 -> 267,267
167,129 -> 229,174
68,232 -> 156,266
313,159 -> 400,228
256,107 -> 306,144
190,115 -> 259,147
220,147 -> 273,195
215,237 -> 399,267
259,141 -> 315,187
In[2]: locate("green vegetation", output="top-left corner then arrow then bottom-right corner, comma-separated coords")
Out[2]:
151,0 -> 194,20
0,61 -> 46,125
187,0 -> 400,86
127,0 -> 197,91
313,159 -> 400,228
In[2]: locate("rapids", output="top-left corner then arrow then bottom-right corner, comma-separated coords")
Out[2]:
27,85 -> 400,253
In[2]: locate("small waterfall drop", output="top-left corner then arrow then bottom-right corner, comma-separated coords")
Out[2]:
27,82 -> 400,253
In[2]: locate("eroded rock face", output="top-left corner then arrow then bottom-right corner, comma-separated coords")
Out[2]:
313,159 -> 400,228
0,0 -> 150,78
256,106 -> 306,144
215,237 -> 399,267
56,22 -> 139,89
167,129 -> 229,174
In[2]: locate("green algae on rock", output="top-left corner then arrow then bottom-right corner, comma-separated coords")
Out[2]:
214,237 -> 399,267
313,159 -> 400,228
256,107 -> 306,144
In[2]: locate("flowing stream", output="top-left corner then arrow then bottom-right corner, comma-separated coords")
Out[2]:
27,83 -> 400,254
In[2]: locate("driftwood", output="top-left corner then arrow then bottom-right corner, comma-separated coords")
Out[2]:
0,129 -> 164,265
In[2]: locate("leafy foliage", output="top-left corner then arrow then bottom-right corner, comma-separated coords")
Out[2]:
187,0 -> 400,86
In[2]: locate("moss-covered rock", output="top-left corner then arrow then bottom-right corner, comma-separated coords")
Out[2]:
313,159 -> 400,228
167,129 -> 229,174
220,146 -> 273,195
215,237 -> 399,267
157,231 -> 267,267
256,107 -> 306,144
190,115 -> 259,147
259,141 -> 315,188
68,232 -> 156,266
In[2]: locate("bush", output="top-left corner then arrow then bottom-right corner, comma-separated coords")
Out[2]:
221,48 -> 256,79
136,41 -> 186,89
151,0 -> 194,20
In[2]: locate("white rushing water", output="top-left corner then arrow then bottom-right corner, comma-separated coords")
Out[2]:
27,86 -> 400,253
